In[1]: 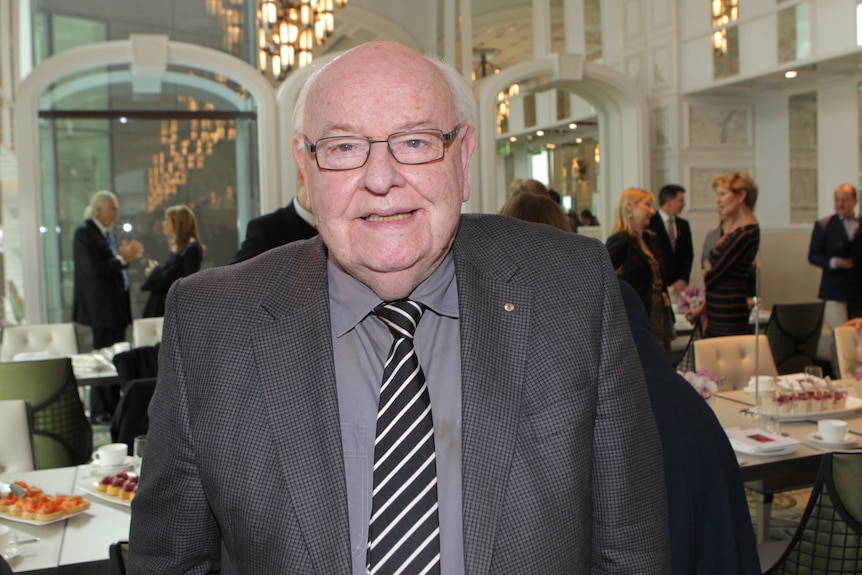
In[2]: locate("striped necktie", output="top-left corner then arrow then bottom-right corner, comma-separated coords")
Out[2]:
367,300 -> 441,575
666,217 -> 677,252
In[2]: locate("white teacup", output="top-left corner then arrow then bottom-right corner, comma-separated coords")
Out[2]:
0,524 -> 9,551
92,443 -> 128,467
818,419 -> 849,443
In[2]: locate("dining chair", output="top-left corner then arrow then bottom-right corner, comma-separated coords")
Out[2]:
111,377 -> 157,448
833,326 -> 861,380
132,317 -> 164,348
0,322 -> 79,362
0,358 -> 92,469
764,302 -> 824,375
693,334 -> 778,391
0,400 -> 37,473
759,451 -> 862,574
109,540 -> 129,575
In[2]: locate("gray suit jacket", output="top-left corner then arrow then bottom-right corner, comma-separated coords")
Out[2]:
129,215 -> 670,574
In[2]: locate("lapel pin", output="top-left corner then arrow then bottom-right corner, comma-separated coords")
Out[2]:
504,303 -> 515,312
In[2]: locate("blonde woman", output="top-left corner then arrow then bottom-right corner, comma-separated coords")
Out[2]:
606,188 -> 674,358
141,205 -> 205,318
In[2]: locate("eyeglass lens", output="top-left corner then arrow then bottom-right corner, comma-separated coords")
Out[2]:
314,129 -> 448,170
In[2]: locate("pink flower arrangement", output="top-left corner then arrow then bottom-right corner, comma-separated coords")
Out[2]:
680,369 -> 720,401
856,366 -> 862,382
677,285 -> 704,311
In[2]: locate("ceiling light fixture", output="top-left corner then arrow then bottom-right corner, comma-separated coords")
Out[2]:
785,70 -> 798,79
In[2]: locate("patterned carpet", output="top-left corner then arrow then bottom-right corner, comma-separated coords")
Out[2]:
747,488 -> 812,541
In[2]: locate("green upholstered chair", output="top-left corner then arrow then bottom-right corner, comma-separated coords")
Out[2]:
760,452 -> 862,574
0,357 -> 92,469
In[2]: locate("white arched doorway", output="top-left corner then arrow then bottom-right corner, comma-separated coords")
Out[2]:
15,34 -> 279,324
473,53 -> 650,224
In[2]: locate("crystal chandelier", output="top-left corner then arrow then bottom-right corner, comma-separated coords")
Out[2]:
258,0 -> 349,81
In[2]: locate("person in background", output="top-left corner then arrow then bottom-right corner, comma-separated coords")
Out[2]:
648,184 -> 693,297
606,187 -> 674,360
141,205 -> 205,318
846,223 -> 862,320
499,190 -> 573,232
129,41 -> 669,574
580,208 -> 599,226
808,183 -> 859,357
230,175 -> 317,263
507,177 -> 552,198
686,171 -> 760,337
618,278 -> 761,575
73,190 -> 145,422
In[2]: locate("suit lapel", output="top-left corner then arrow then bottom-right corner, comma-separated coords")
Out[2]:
453,221 -> 532,575
251,241 -> 352,573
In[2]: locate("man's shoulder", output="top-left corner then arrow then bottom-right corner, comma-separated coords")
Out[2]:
250,204 -> 298,227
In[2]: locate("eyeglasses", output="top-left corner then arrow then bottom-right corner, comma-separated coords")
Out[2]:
304,125 -> 461,171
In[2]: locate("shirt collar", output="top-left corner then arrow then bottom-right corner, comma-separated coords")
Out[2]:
659,209 -> 674,224
91,218 -> 109,236
293,196 -> 316,228
328,251 -> 459,338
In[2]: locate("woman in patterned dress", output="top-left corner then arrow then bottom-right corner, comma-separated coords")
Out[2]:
686,171 -> 760,337
606,188 -> 674,359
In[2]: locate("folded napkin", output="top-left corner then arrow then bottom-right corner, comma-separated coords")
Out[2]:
725,427 -> 800,455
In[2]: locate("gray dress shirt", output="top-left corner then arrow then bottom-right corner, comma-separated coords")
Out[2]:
328,253 -> 464,575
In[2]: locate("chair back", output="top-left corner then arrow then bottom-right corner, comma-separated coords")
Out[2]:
109,540 -> 129,575
765,302 -> 824,374
0,322 -> 79,362
132,318 -> 163,348
0,400 -> 36,473
763,452 -> 862,573
694,334 -> 778,390
833,326 -> 862,380
0,358 -> 92,468
110,377 -> 157,447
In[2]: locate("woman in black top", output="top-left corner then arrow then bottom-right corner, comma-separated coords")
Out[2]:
141,205 -> 204,317
606,187 -> 674,359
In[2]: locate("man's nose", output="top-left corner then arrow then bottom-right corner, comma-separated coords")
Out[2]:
360,142 -> 404,194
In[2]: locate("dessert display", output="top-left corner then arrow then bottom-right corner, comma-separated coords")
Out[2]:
772,374 -> 849,416
96,471 -> 139,501
0,481 -> 90,522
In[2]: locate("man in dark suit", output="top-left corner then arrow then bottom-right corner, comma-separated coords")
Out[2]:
230,184 -> 317,263
648,183 -> 694,297
808,183 -> 859,357
618,278 -> 760,574
130,42 -> 670,573
73,190 -> 144,420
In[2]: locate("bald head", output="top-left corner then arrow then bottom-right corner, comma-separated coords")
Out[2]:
834,183 -> 858,219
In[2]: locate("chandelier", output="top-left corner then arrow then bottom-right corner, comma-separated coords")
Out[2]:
711,0 -> 739,55
258,0 -> 349,81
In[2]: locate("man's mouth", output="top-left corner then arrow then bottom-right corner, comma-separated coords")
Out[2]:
365,211 -> 414,222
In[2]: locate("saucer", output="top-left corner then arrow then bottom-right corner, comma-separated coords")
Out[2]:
808,432 -> 858,449
90,456 -> 134,475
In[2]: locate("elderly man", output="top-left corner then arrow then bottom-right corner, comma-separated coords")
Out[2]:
809,183 -> 859,358
129,42 -> 669,574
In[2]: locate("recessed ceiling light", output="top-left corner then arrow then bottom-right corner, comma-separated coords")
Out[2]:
568,123 -> 578,129
509,136 -> 517,142
536,130 -> 544,136
785,70 -> 798,79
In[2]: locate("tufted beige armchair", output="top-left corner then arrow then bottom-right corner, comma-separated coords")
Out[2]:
0,323 -> 79,362
693,334 -> 778,391
132,317 -> 164,348
833,326 -> 861,380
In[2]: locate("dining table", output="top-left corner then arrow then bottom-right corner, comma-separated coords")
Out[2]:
711,380 -> 862,543
0,463 -> 131,574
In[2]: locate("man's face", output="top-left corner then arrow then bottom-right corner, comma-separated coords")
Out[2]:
95,198 -> 119,228
834,186 -> 858,219
664,191 -> 685,216
294,43 -> 476,300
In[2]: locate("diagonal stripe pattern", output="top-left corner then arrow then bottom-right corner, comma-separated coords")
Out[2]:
367,300 -> 441,575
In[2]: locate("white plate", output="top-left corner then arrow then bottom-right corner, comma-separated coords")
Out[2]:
89,456 -> 134,475
0,507 -> 89,526
77,481 -> 133,508
733,443 -> 798,457
807,432 -> 859,449
775,396 -> 862,422
2,546 -> 22,561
